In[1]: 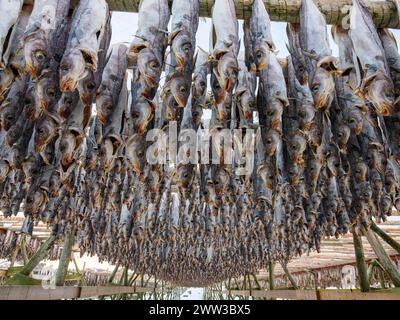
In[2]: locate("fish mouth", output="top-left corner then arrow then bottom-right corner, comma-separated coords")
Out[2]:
354,124 -> 363,135
271,118 -> 281,129
144,74 -> 158,88
175,54 -> 185,70
60,78 -> 78,92
26,64 -> 37,79
302,122 -> 312,132
174,94 -> 186,108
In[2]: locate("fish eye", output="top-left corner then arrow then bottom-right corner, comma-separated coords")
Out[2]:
38,128 -> 45,135
183,172 -> 189,178
214,180 -> 219,185
267,110 -> 274,116
6,114 -> 13,121
86,82 -> 96,91
173,100 -> 179,107
64,97 -> 72,105
35,51 -> 46,61
266,139 -> 272,144
180,86 -> 187,93
349,118 -> 356,124
150,61 -> 160,69
199,81 -> 206,88
312,84 -> 320,92
256,51 -> 263,59
291,144 -> 297,150
46,88 -> 55,97
299,111 -> 306,118
60,64 -> 69,72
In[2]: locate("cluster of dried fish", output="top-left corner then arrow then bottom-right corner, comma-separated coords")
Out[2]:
0,230 -> 62,261
0,0 -> 400,286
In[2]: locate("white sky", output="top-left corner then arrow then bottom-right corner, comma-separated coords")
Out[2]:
110,11 -> 400,59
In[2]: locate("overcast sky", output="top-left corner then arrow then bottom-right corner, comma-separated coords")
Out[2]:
110,11 -> 400,59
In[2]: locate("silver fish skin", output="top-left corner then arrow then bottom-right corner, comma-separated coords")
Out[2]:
96,43 -> 128,125
60,0 -> 109,92
171,0 -> 199,35
23,0 -> 70,78
0,0 -> 23,69
129,0 -> 170,56
211,0 -> 239,55
349,0 -> 394,116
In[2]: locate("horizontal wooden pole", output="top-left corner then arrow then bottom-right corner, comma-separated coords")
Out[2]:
0,286 -> 158,300
229,289 -> 400,300
23,0 -> 400,29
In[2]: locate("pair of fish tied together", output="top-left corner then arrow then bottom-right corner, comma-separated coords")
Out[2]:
0,0 -> 399,286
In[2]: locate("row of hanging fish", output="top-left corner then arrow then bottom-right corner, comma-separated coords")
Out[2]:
0,0 -> 400,286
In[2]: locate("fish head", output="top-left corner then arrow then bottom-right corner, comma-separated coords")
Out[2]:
168,73 -> 190,107
311,67 -> 335,109
362,71 -> 394,116
326,151 -> 341,177
23,31 -> 49,78
148,169 -> 162,194
344,106 -> 365,135
171,30 -> 193,70
203,179 -> 216,205
266,98 -> 284,129
354,160 -> 368,183
213,167 -> 230,197
264,129 -> 280,157
336,124 -> 351,149
253,42 -> 270,72
257,164 -> 275,190
0,159 -> 10,183
309,157 -> 322,183
164,94 -> 180,121
211,72 -> 225,104
287,134 -> 307,163
380,193 -> 392,215
367,143 -> 385,174
0,68 -> 14,101
49,170 -> 61,197
297,103 -> 315,131
22,156 -> 38,185
57,92 -> 79,120
78,72 -> 98,106
34,115 -> 59,153
59,131 -> 77,171
193,72 -> 207,98
24,83 -> 38,121
174,164 -> 194,190
25,188 -> 47,217
192,104 -> 203,128
126,134 -> 147,175
137,48 -> 161,89
96,89 -> 113,125
238,89 -> 255,121
100,138 -> 119,172
60,49 -> 87,92
384,168 -> 397,194
216,51 -> 239,93
34,70 -> 59,112
0,101 -> 17,131
132,96 -> 154,134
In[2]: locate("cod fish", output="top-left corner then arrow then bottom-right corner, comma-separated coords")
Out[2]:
60,0 -> 109,92
349,0 -> 394,116
0,0 -> 23,69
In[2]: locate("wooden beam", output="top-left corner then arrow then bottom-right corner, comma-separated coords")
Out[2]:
18,235 -> 57,277
268,262 -> 275,290
371,222 -> 400,254
364,228 -> 400,287
22,0 -> 400,29
229,289 -> 400,300
55,226 -> 76,286
352,229 -> 370,292
0,286 -> 159,300
281,263 -> 300,290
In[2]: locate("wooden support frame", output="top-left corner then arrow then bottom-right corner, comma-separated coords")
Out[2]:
371,222 -> 400,254
0,286 -> 159,300
228,289 -> 400,300
22,0 -> 400,29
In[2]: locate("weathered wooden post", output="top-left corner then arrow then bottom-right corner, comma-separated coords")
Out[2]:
364,227 -> 400,287
352,229 -> 370,292
268,262 -> 275,290
370,222 -> 400,254
18,234 -> 57,276
281,263 -> 299,290
55,226 -> 76,286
